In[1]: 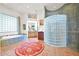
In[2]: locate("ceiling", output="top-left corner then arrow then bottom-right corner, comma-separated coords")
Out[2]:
0,3 -> 65,15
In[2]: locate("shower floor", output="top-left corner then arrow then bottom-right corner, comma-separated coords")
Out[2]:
0,40 -> 79,56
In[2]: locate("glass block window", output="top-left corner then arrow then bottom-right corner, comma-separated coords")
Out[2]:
0,13 -> 19,36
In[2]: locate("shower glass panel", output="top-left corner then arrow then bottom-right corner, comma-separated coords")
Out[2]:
44,15 -> 67,47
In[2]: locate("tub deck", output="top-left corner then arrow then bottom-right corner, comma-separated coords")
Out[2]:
0,35 -> 27,47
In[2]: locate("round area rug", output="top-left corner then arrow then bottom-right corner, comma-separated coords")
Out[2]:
15,41 -> 44,56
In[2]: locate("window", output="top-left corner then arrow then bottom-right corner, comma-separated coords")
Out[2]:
0,13 -> 19,36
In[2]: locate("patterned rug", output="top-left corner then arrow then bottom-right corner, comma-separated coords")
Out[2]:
15,40 -> 44,56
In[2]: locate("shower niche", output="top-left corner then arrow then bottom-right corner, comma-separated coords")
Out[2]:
44,15 -> 67,47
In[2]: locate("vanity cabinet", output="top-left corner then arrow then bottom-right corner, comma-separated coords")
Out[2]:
38,32 -> 44,40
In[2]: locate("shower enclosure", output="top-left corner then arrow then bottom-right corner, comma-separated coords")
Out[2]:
44,15 -> 67,47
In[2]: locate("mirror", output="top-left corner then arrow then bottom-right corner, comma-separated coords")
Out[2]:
27,21 -> 38,38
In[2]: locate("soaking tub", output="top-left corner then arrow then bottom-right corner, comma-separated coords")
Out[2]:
0,35 -> 27,47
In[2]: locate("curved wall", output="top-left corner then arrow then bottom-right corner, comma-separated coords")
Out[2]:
44,15 -> 67,47
45,4 -> 79,51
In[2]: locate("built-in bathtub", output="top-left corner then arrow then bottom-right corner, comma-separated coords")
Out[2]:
0,35 -> 27,47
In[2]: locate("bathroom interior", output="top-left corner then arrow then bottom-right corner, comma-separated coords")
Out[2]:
0,3 -> 79,56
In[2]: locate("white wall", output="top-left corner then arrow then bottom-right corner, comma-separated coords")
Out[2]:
20,6 -> 45,34
0,4 -> 20,17
37,6 -> 45,19
0,4 -> 45,35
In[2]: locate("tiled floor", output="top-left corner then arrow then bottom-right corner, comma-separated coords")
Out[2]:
0,40 -> 79,56
0,47 -> 1,56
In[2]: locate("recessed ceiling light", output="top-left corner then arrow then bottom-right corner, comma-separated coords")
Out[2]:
26,6 -> 30,8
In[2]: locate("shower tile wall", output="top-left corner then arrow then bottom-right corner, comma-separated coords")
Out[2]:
45,4 -> 79,51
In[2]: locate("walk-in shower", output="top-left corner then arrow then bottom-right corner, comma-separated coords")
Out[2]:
44,15 -> 67,47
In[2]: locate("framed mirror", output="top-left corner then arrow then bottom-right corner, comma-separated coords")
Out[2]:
27,21 -> 38,38
27,21 -> 37,32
